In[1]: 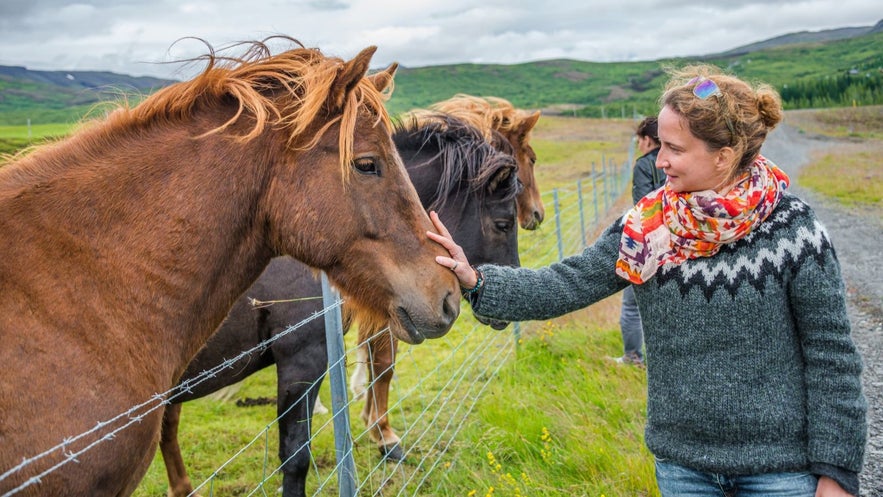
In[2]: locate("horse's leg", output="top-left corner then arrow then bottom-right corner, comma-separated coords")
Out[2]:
313,395 -> 329,415
361,331 -> 403,461
277,346 -> 327,497
159,404 -> 200,497
349,344 -> 369,400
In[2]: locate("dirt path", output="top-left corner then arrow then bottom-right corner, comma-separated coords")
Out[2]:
762,125 -> 883,496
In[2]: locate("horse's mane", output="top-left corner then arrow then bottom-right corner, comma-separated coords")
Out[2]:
102,37 -> 391,171
393,113 -> 519,214
425,94 -> 525,140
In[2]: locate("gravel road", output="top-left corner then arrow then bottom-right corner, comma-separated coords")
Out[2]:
761,124 -> 883,496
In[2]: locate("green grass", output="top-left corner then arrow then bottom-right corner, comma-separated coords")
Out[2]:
0,123 -> 75,156
788,105 -> 883,207
800,149 -> 883,206
432,322 -> 655,497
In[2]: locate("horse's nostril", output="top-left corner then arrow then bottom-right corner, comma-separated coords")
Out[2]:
443,291 -> 459,324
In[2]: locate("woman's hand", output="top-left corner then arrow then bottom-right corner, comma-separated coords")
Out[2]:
426,211 -> 478,289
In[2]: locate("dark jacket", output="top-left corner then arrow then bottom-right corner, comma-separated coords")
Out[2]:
631,147 -> 663,204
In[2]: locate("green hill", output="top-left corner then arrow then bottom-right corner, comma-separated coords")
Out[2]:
386,28 -> 883,116
1,24 -> 881,126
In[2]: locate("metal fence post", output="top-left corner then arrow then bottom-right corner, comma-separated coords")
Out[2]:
553,188 -> 563,261
320,273 -> 358,497
603,161 -> 610,213
577,179 -> 586,250
592,162 -> 599,227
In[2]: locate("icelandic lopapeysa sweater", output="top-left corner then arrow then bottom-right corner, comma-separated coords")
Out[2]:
468,193 -> 867,492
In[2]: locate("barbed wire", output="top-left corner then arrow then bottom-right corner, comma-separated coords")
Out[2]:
0,300 -> 343,497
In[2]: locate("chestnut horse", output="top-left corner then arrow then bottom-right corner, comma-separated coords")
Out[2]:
157,114 -> 520,497
0,40 -> 460,497
427,94 -> 544,229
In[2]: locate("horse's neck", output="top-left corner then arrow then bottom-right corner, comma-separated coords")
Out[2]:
1,125 -> 275,381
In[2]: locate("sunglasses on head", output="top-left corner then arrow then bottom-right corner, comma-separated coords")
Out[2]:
687,76 -> 736,138
687,76 -> 722,99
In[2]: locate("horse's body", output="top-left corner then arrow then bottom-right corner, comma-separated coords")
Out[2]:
427,94 -> 544,230
0,41 -> 459,497
159,115 -> 520,497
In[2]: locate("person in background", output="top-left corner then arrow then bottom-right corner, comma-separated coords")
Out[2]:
428,64 -> 867,496
614,115 -> 664,366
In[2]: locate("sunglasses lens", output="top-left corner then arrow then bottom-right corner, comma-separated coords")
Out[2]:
693,79 -> 720,99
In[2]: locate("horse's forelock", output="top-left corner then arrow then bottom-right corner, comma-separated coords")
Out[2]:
396,115 -> 516,212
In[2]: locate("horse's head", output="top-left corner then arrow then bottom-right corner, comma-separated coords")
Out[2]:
253,44 -> 459,344
499,109 -> 544,230
428,95 -> 545,230
394,114 -> 520,330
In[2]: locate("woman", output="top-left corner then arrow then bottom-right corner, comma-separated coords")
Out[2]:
615,115 -> 664,366
428,65 -> 867,496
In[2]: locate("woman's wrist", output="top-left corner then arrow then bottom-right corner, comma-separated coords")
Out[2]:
461,266 -> 484,295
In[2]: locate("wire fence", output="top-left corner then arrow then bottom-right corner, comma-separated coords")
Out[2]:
0,143 -> 635,497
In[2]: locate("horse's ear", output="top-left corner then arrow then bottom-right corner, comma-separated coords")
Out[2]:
517,110 -> 541,138
488,161 -> 517,194
368,62 -> 398,94
330,45 -> 377,111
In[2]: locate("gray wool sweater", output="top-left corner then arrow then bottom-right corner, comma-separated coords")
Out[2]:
468,192 -> 867,493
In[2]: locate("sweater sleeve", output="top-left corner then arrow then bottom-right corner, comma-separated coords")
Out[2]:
788,219 -> 867,477
468,219 -> 629,323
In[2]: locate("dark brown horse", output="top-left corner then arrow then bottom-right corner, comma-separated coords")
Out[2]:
0,40 -> 459,497
157,114 -> 520,497
427,94 -> 544,229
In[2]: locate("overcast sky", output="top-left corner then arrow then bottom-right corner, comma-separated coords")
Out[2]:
0,1 -> 877,80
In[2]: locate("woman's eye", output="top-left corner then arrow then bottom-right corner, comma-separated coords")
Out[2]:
353,157 -> 379,175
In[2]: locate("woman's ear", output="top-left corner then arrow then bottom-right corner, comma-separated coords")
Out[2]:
715,146 -> 737,173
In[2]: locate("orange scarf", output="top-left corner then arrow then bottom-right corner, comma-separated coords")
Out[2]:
615,156 -> 790,284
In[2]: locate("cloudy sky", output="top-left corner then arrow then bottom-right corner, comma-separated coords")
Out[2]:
0,0 -> 877,80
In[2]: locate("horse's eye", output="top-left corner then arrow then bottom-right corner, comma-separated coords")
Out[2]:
353,157 -> 379,175
494,220 -> 513,233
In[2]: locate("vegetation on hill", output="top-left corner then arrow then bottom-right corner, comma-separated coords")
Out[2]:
0,28 -> 881,127
386,30 -> 883,116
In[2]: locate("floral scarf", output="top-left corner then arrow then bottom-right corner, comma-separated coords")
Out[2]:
615,155 -> 790,284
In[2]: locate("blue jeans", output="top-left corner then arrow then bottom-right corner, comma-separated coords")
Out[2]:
655,459 -> 818,497
618,285 -> 643,359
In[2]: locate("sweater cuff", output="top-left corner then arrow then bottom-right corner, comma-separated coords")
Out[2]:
811,462 -> 859,496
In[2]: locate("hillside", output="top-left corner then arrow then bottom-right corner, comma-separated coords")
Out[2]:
0,65 -> 175,126
1,21 -> 881,125
711,19 -> 883,56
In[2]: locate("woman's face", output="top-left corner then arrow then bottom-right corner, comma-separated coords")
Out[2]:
656,105 -> 731,193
